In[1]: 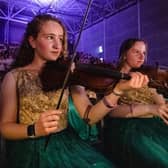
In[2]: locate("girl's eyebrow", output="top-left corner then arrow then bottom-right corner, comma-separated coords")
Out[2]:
42,33 -> 63,37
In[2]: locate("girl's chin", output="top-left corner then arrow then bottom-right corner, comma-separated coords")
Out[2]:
137,63 -> 143,67
133,65 -> 142,69
49,57 -> 60,61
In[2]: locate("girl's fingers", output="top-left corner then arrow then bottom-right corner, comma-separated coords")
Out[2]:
158,104 -> 168,125
46,127 -> 61,133
160,114 -> 168,125
45,114 -> 61,122
129,72 -> 145,88
43,110 -> 63,116
40,110 -> 62,122
35,110 -> 64,136
143,74 -> 149,85
160,116 -> 168,125
44,121 -> 58,127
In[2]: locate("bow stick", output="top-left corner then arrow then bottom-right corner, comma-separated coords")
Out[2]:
45,0 -> 93,150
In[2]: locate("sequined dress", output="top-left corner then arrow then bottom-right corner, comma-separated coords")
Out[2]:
5,69 -> 114,168
104,86 -> 168,168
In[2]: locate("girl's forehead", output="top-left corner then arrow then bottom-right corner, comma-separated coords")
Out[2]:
133,41 -> 145,47
40,21 -> 64,33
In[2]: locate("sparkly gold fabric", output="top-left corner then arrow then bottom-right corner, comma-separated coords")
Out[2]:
12,69 -> 69,131
119,86 -> 155,105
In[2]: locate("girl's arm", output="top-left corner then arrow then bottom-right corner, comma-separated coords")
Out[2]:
0,72 -> 63,140
0,71 -> 28,139
71,72 -> 149,124
109,88 -> 168,121
109,104 -> 158,118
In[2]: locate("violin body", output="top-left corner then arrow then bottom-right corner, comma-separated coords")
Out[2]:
135,65 -> 168,98
39,59 -> 117,92
39,60 -> 69,92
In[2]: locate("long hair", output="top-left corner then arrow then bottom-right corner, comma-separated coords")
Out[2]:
11,14 -> 68,69
117,38 -> 148,70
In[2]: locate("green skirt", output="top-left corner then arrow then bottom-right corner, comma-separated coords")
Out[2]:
5,127 -> 114,168
68,96 -> 98,143
104,117 -> 168,168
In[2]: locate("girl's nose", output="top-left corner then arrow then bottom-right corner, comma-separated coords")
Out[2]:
53,38 -> 62,49
139,52 -> 145,60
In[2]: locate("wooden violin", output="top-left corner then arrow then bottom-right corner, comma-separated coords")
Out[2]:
39,58 -> 168,97
39,58 -> 130,93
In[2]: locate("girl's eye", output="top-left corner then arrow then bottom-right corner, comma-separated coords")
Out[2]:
47,36 -> 54,40
133,50 -> 140,55
59,38 -> 63,43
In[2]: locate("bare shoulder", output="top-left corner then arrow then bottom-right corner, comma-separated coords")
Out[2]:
1,68 -> 22,91
2,67 -> 26,82
2,69 -> 19,84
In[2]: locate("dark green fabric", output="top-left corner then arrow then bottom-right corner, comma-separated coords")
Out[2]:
68,96 -> 98,142
104,117 -> 168,168
5,127 -> 114,168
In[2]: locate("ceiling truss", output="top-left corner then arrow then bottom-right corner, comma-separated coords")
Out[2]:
0,0 -> 138,43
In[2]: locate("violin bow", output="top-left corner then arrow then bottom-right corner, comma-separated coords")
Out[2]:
45,0 -> 93,150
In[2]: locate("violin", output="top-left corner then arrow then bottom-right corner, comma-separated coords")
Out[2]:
39,58 -> 168,97
136,65 -> 168,98
39,58 -> 130,93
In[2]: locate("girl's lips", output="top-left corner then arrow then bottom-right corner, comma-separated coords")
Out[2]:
51,50 -> 59,53
51,51 -> 60,55
137,60 -> 144,64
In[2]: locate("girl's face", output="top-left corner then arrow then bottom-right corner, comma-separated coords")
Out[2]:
124,41 -> 147,70
29,20 -> 64,62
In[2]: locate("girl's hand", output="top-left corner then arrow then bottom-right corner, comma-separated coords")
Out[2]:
34,110 -> 63,137
115,72 -> 149,93
156,103 -> 168,125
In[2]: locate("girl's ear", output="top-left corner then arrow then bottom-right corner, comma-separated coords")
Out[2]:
28,36 -> 36,49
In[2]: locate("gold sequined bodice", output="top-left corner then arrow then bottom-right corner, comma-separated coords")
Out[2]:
119,85 -> 155,105
12,69 -> 69,130
118,86 -> 156,118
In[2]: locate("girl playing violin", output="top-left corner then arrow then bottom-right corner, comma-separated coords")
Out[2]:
104,38 -> 168,168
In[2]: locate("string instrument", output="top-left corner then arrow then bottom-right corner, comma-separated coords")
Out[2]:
39,59 -> 168,97
39,59 -> 130,93
135,65 -> 168,98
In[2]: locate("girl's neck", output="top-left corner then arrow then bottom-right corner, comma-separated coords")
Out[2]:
25,59 -> 46,72
120,64 -> 131,73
